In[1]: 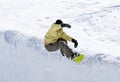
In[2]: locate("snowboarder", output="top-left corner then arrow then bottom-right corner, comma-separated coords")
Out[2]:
44,19 -> 78,59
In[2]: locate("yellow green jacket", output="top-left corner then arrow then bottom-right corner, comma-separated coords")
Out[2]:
44,23 -> 72,44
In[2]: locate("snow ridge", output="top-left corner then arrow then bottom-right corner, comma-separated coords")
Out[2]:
3,30 -> 120,65
0,30 -> 120,82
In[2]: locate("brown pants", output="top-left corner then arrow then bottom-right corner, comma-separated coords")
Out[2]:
45,39 -> 73,58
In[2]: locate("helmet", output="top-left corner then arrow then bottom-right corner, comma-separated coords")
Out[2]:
55,19 -> 63,24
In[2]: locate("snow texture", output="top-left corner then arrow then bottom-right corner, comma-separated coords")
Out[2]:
0,31 -> 120,82
0,0 -> 120,82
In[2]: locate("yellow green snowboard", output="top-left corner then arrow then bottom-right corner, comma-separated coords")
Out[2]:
73,54 -> 84,64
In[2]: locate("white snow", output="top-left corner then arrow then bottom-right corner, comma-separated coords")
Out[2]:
0,0 -> 120,82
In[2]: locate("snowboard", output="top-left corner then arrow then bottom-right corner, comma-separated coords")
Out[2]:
73,54 -> 84,64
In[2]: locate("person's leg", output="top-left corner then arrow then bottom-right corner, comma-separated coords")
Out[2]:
45,42 -> 59,51
58,41 -> 73,58
58,39 -> 66,56
45,39 -> 74,59
60,49 -> 65,56
45,41 -> 68,55
57,38 -> 67,56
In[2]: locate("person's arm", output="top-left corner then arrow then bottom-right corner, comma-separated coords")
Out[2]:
60,29 -> 72,41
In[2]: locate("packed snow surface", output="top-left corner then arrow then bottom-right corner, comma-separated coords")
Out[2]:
0,0 -> 120,82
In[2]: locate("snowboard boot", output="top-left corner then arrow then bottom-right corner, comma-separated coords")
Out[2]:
71,52 -> 80,60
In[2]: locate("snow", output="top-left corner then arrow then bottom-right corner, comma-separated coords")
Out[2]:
0,0 -> 120,82
0,30 -> 120,82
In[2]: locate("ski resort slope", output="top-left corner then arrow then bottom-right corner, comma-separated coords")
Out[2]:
0,31 -> 120,82
0,0 -> 120,82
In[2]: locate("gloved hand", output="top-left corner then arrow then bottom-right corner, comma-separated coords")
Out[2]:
72,38 -> 78,48
61,23 -> 71,28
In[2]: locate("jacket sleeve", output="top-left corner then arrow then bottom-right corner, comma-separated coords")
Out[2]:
60,29 -> 72,42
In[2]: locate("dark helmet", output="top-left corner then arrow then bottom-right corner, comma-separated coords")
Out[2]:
55,19 -> 63,24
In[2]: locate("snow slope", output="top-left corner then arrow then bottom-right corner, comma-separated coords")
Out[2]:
0,30 -> 120,82
0,0 -> 120,82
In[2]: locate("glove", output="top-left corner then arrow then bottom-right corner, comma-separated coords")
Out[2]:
61,23 -> 71,28
72,39 -> 78,48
